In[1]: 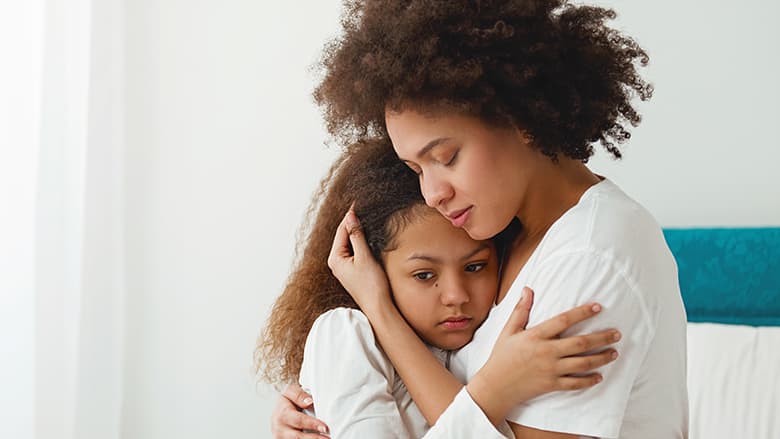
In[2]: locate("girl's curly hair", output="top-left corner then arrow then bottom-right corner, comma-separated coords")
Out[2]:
314,0 -> 653,160
255,138 -> 426,385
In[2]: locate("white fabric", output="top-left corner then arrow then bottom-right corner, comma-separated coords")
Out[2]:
0,3 -> 44,438
0,1 -> 126,438
450,178 -> 689,438
687,323 -> 780,439
299,308 -> 514,438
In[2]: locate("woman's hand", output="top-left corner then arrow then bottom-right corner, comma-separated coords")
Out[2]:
270,384 -> 329,438
327,208 -> 393,312
467,288 -> 620,425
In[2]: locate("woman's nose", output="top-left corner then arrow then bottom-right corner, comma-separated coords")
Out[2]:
420,173 -> 454,208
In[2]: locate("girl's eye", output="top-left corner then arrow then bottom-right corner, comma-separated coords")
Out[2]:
465,262 -> 486,273
413,271 -> 435,281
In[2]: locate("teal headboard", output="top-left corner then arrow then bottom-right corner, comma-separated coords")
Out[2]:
663,228 -> 780,327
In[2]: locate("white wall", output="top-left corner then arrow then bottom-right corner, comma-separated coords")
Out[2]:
123,1 -> 341,438
122,1 -> 779,438
588,0 -> 780,227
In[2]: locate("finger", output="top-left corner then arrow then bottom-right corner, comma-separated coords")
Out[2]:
328,211 -> 354,269
554,329 -> 621,357
530,302 -> 603,339
555,373 -> 604,391
280,409 -> 330,436
282,383 -> 313,409
344,209 -> 372,262
499,287 -> 535,338
556,349 -> 619,375
280,429 -> 330,439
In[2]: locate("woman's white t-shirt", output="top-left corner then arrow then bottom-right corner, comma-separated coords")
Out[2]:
299,307 -> 514,438
450,178 -> 689,438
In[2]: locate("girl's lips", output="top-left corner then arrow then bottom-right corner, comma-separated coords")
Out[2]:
449,207 -> 472,228
440,317 -> 472,330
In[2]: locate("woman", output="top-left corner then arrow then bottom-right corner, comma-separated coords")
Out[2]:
273,1 -> 688,437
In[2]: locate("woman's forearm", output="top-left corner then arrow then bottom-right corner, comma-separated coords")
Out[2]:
363,299 -> 464,425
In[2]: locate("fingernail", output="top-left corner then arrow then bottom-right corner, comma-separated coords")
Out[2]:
318,425 -> 328,434
596,375 -> 603,383
303,397 -> 313,405
345,211 -> 358,229
611,350 -> 619,359
592,303 -> 602,313
613,331 -> 621,341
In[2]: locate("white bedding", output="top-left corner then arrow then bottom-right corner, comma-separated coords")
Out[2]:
687,322 -> 780,438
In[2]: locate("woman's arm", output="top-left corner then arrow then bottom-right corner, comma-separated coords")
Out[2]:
328,210 -> 619,426
270,384 -> 329,439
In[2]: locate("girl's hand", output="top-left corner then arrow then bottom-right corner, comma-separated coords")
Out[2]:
327,208 -> 393,312
270,384 -> 329,438
467,288 -> 621,425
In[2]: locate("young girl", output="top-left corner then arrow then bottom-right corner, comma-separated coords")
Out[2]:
258,138 -> 619,438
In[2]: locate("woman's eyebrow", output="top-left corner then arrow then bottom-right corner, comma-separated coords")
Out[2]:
416,137 -> 452,158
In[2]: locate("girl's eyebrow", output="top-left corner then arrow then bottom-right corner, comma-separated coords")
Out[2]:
461,243 -> 491,261
405,243 -> 490,263
406,253 -> 440,263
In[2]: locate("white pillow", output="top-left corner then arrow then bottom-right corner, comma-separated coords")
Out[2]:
687,322 -> 780,439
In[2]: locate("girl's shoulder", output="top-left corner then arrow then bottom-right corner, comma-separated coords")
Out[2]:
311,307 -> 371,331
304,307 -> 384,356
300,307 -> 397,390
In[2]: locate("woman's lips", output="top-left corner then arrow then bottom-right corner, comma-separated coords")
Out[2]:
448,206 -> 472,228
440,317 -> 472,330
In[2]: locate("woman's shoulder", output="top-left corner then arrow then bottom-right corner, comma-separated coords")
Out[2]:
546,179 -> 666,254
533,179 -> 676,286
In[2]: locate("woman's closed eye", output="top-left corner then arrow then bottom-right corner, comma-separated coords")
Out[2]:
405,161 -> 423,175
444,149 -> 459,166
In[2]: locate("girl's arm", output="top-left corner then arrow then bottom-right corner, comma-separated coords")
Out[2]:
300,308 -> 518,439
299,308 -> 414,438
328,210 -> 619,426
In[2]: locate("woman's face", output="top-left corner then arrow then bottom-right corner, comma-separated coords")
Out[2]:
386,109 -> 533,240
381,209 -> 498,350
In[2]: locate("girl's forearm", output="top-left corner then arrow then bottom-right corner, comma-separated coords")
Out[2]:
362,299 -> 463,425
465,365 -> 518,426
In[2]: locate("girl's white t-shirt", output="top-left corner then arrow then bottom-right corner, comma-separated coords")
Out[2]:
299,307 -> 514,438
450,178 -> 689,438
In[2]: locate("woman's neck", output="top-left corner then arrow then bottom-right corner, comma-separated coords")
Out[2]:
514,157 -> 601,239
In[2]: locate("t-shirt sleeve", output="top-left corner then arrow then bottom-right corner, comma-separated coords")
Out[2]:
424,387 -> 515,439
506,250 -> 656,438
298,308 -> 412,438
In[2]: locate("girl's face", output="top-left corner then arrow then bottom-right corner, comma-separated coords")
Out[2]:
386,109 -> 535,240
381,208 -> 498,350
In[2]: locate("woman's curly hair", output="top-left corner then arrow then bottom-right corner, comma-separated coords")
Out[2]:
314,0 -> 653,160
255,138 -> 427,385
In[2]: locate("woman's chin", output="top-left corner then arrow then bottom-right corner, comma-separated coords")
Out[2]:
463,225 -> 493,242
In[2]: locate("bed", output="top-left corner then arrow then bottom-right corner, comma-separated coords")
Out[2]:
663,228 -> 780,438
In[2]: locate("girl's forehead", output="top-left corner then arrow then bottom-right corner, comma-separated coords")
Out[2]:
391,209 -> 491,255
